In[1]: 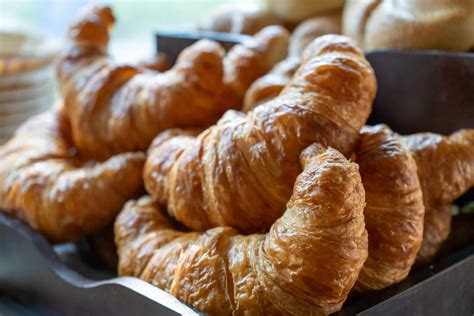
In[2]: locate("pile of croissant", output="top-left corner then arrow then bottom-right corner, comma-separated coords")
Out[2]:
1,5 -> 473,315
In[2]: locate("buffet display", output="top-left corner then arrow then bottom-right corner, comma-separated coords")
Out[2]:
0,1 -> 473,315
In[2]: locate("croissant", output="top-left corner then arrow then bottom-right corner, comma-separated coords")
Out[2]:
342,0 -> 474,51
219,25 -> 290,111
401,129 -> 474,263
144,34 -> 377,233
415,204 -> 453,264
57,5 -> 288,160
353,125 -> 425,291
116,145 -> 368,315
0,110 -> 145,242
242,56 -> 300,112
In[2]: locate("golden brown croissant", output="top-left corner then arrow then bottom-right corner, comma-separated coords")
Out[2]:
116,145 -> 368,315
415,204 -> 453,264
0,110 -> 145,242
401,129 -> 474,262
144,34 -> 377,233
343,0 -> 474,51
242,56 -> 300,112
219,25 -> 290,110
354,125 -> 425,291
57,5 -> 288,160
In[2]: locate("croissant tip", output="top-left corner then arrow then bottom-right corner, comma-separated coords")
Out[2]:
257,24 -> 290,38
302,34 -> 363,61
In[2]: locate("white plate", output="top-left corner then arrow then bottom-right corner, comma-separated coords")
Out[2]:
0,31 -> 62,76
0,101 -> 51,126
0,64 -> 55,90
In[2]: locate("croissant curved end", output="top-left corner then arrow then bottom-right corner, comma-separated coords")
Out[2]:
0,110 -> 145,242
401,128 -> 474,263
354,124 -> 424,291
68,5 -> 115,47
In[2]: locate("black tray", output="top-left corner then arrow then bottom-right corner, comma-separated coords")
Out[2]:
0,213 -> 200,316
1,211 -> 473,315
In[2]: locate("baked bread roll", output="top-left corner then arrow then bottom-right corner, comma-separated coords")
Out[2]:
219,25 -> 290,110
0,110 -> 144,242
144,35 -> 376,233
289,10 -> 342,56
354,125 -> 424,291
265,0 -> 345,23
197,3 -> 282,35
343,0 -> 474,51
401,130 -> 474,262
57,5 -> 288,160
116,145 -> 368,315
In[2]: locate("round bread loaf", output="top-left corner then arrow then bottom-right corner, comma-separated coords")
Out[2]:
265,0 -> 345,22
197,3 -> 281,35
343,0 -> 474,51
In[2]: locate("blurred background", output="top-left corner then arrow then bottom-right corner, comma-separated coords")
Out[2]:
1,0 -> 472,143
0,0 -> 268,144
1,0 -> 261,61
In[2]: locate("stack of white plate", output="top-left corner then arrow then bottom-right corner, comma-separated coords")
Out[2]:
0,31 -> 61,144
